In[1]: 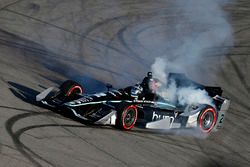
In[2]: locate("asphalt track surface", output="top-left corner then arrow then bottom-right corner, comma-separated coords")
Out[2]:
0,0 -> 249,167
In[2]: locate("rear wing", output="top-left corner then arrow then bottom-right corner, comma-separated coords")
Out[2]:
167,73 -> 223,97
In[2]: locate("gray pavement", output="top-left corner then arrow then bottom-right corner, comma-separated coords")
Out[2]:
0,0 -> 249,166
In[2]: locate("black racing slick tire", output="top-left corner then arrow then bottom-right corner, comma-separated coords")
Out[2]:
197,105 -> 217,133
116,105 -> 138,131
59,80 -> 83,97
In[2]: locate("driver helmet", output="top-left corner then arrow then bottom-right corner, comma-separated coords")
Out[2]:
147,72 -> 152,78
131,84 -> 142,99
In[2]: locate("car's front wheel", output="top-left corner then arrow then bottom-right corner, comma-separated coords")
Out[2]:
53,80 -> 83,102
116,105 -> 138,130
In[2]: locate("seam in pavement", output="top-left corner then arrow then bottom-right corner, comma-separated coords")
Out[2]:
0,0 -> 26,11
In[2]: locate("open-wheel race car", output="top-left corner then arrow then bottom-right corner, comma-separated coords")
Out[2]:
36,72 -> 230,133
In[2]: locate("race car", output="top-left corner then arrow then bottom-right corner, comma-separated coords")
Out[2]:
36,72 -> 230,133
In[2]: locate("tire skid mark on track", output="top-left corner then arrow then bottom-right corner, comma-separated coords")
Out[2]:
0,1 -> 249,166
228,56 -> 250,94
2,100 -> 94,166
228,107 -> 250,119
219,71 -> 249,101
41,111 -> 131,166
78,9 -> 185,66
0,30 -> 125,81
118,131 -> 195,166
55,126 -> 130,166
0,151 -> 32,166
13,124 -> 93,166
194,140 -> 222,167
117,26 -> 150,67
0,0 -> 25,11
196,131 -> 250,165
5,111 -> 56,167
2,81 -> 130,167
213,127 -> 250,165
6,112 -> 130,167
80,14 -> 151,67
224,90 -> 250,116
234,24 -> 250,35
2,8 -> 133,63
224,118 -> 250,140
127,131 -> 225,167
126,131 -> 205,153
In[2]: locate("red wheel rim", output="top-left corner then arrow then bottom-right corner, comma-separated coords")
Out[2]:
199,108 -> 217,133
122,105 -> 138,130
66,86 -> 83,96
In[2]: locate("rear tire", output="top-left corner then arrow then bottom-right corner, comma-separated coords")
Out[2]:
197,105 -> 217,133
116,105 -> 138,130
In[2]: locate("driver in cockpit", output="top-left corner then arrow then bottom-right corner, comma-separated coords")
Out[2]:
130,72 -> 160,101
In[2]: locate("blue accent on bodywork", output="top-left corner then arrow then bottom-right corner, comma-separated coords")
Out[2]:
155,101 -> 176,110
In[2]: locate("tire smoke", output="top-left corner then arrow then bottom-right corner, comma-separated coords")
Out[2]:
151,0 -> 233,107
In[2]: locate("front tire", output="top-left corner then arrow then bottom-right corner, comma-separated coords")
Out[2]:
116,105 -> 138,130
59,80 -> 83,97
198,105 -> 217,133
53,80 -> 83,102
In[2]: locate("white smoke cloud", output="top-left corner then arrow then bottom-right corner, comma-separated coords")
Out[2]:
151,0 -> 233,108
151,0 -> 233,69
151,57 -> 167,84
177,87 -> 213,106
151,59 -> 213,106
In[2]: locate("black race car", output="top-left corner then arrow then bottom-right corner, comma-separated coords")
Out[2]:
36,72 -> 230,132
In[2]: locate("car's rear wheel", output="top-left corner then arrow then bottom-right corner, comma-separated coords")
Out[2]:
116,105 -> 138,130
198,105 -> 217,133
59,80 -> 83,97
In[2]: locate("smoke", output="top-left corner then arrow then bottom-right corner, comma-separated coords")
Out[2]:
151,58 -> 214,107
151,0 -> 233,107
151,57 -> 167,85
177,87 -> 213,106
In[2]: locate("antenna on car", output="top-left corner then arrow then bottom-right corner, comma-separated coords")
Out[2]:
106,83 -> 112,92
106,83 -> 113,102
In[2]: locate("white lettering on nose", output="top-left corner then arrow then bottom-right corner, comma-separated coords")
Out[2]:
152,111 -> 158,121
152,112 -> 175,128
152,111 -> 168,121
